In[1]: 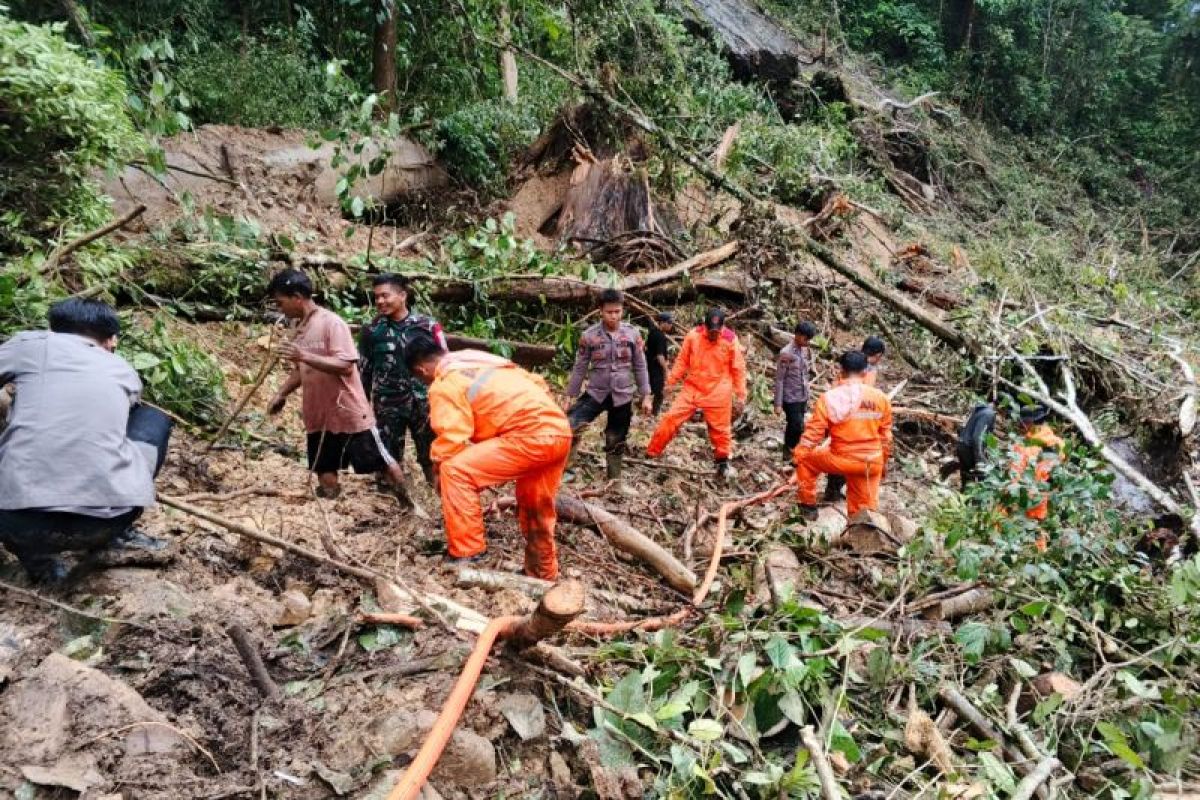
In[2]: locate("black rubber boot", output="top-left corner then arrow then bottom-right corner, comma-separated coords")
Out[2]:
823,475 -> 846,501
110,526 -> 168,552
606,451 -> 624,481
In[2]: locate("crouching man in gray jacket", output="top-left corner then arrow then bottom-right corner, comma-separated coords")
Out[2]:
0,299 -> 173,584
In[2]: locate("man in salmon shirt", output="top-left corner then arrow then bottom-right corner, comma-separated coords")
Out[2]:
795,351 -> 893,519
646,308 -> 747,479
405,335 -> 571,580
265,269 -> 409,500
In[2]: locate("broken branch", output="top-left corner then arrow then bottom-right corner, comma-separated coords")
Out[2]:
226,623 -> 281,700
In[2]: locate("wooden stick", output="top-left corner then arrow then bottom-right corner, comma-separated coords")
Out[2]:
206,327 -> 281,453
358,612 -> 425,629
800,725 -> 841,800
938,685 -> 1046,796
1011,757 -> 1061,800
226,624 -> 281,700
41,204 -> 147,273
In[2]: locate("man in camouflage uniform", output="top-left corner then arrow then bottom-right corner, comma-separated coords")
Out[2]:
358,274 -> 447,485
565,289 -> 652,481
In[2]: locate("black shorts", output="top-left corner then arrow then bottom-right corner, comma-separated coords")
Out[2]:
306,428 -> 395,475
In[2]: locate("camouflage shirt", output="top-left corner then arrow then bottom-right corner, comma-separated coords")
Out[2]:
358,312 -> 446,405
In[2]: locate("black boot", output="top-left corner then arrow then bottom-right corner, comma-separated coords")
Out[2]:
110,526 -> 168,552
823,475 -> 846,501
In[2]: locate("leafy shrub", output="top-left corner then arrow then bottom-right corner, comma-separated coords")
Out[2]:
0,11 -> 141,253
175,30 -> 345,127
430,100 -> 542,194
120,315 -> 228,425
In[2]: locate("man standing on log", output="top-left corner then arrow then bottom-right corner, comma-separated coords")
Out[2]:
774,321 -> 817,461
564,289 -> 652,483
358,273 -> 447,487
645,312 -> 674,416
265,270 -> 409,500
406,336 -> 571,580
0,299 -> 172,583
646,308 -> 747,479
795,351 -> 893,519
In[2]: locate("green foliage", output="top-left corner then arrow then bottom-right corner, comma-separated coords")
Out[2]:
0,11 -> 141,253
175,30 -> 346,128
120,315 -> 228,425
430,100 -> 543,195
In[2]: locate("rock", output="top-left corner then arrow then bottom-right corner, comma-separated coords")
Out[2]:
548,752 -> 573,787
87,568 -> 195,619
1031,672 -> 1082,701
808,506 -> 847,543
276,589 -> 313,627
839,509 -> 915,555
205,578 -> 286,629
0,621 -> 30,684
499,693 -> 547,741
359,771 -> 444,800
752,544 -> 803,608
0,653 -> 185,767
21,757 -> 105,793
362,710 -> 497,786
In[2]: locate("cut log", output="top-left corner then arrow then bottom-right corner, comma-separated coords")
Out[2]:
444,334 -> 557,367
920,588 -> 994,621
505,580 -> 587,650
556,159 -> 672,262
897,275 -> 964,311
838,509 -> 915,555
554,495 -> 697,594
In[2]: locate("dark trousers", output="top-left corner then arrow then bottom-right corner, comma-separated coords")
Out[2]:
568,394 -> 633,454
783,401 -> 807,454
649,372 -> 665,416
0,405 -> 172,577
375,397 -> 435,481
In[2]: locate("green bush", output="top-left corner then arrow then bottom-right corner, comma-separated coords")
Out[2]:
120,315 -> 228,425
430,101 -> 542,194
0,11 -> 141,253
175,31 -> 345,127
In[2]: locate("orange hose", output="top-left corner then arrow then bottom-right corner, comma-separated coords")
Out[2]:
386,615 -> 523,800
692,480 -> 794,606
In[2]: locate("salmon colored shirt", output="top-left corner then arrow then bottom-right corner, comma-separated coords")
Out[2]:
293,307 -> 374,434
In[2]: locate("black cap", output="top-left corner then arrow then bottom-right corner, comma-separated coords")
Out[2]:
655,312 -> 674,323
1020,404 -> 1049,424
704,308 -> 727,331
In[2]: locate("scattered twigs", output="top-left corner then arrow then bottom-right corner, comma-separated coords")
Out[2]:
938,685 -> 1048,797
1011,757 -> 1062,800
694,481 -> 793,606
0,578 -> 152,630
226,624 -> 281,700
159,494 -> 464,632
800,725 -> 841,800
40,204 -> 147,275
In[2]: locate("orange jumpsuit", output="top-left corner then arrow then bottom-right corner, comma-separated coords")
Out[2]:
1011,424 -> 1065,523
427,350 -> 571,580
794,378 -> 893,517
646,326 -> 747,461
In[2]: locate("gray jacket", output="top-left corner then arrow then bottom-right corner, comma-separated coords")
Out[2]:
0,331 -> 156,510
774,341 -> 811,406
566,321 -> 651,406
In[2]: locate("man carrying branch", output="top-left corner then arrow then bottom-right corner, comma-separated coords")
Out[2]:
265,269 -> 410,501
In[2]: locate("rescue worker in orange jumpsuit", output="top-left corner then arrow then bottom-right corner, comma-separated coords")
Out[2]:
1010,404 -> 1065,549
646,308 -> 747,479
795,350 -> 893,519
824,335 -> 887,500
405,336 -> 571,580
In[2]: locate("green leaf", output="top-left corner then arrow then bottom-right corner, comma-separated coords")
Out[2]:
626,711 -> 658,731
764,634 -> 793,669
654,702 -> 689,721
357,624 -> 406,652
830,720 -> 861,763
350,196 -> 365,218
978,752 -> 1017,793
778,690 -> 807,726
687,719 -> 723,741
955,621 -> 990,663
606,671 -> 646,714
737,652 -> 758,689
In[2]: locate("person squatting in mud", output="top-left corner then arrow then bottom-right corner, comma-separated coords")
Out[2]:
0,299 -> 173,584
405,334 -> 572,580
265,269 -> 413,502
564,288 -> 652,485
358,272 -> 447,488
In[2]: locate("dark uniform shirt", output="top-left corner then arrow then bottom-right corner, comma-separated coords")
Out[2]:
358,312 -> 446,405
645,327 -> 669,389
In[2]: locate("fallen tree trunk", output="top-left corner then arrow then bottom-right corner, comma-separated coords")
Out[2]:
554,496 -> 697,594
619,241 -> 739,291
444,334 -> 557,367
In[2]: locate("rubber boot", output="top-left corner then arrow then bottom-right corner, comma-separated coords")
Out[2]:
606,451 -> 623,481
563,438 -> 581,483
823,474 -> 846,501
